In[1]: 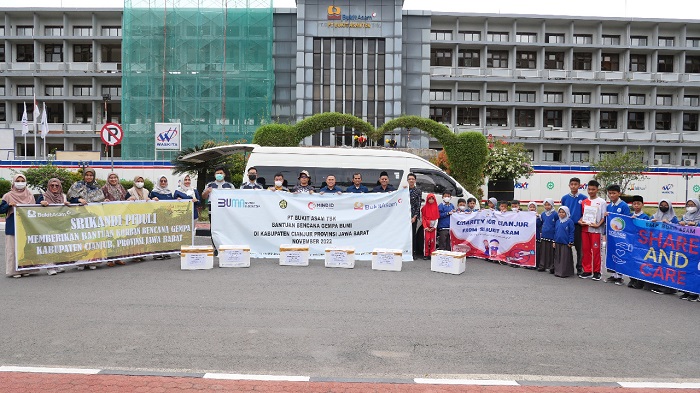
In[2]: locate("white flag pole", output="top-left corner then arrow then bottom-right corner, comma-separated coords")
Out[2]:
21,102 -> 28,158
33,94 -> 39,159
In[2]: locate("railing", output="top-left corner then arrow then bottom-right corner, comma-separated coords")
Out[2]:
430,67 -> 699,83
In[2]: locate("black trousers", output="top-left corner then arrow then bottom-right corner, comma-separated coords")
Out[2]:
574,223 -> 583,272
437,229 -> 451,251
412,220 -> 424,255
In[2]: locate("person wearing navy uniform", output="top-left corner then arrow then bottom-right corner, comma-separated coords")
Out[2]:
345,173 -> 369,193
372,171 -> 396,193
560,177 -> 588,275
604,184 -> 631,285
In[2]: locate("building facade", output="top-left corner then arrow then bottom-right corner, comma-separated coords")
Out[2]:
1,2 -> 700,167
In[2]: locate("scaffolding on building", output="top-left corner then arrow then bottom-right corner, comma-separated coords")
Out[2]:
122,0 -> 274,160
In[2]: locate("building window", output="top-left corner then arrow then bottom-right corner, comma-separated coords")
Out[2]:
601,93 -> 619,104
17,85 -> 34,96
430,30 -> 453,41
687,37 -> 700,47
629,94 -> 646,105
0,104 -> 5,122
658,36 -> 675,47
629,54 -> 647,72
74,44 -> 92,62
600,111 -> 618,129
45,44 -> 63,62
602,35 -> 620,45
601,53 -> 620,71
544,92 -> 563,103
457,107 -> 479,126
102,44 -> 121,63
544,52 -> 564,69
73,26 -> 92,36
654,153 -> 671,164
430,89 -> 452,101
101,26 -> 121,36
486,108 -> 508,126
572,110 -> 591,128
102,85 -> 122,97
657,55 -> 674,72
516,32 -> 537,43
515,91 -> 536,103
16,44 -> 34,62
486,90 -> 508,102
430,49 -> 452,66
429,107 -> 451,123
0,46 -> 4,62
487,51 -> 509,68
542,150 -> 562,162
16,26 -> 34,36
683,113 -> 699,131
685,56 -> 700,73
460,31 -> 481,41
544,110 -> 563,127
0,86 -> 4,95
571,151 -> 590,162
631,36 -> 648,46
573,34 -> 593,44
487,31 -> 509,42
656,95 -> 673,106
45,26 -> 63,36
0,27 -> 4,36
682,153 -> 698,165
684,95 -> 700,107
458,49 -> 479,67
458,90 -> 480,101
73,85 -> 92,96
628,112 -> 645,130
573,52 -> 592,70
74,103 -> 92,124
655,112 -> 672,130
572,92 -> 591,104
545,33 -> 565,43
45,85 -> 63,96
516,51 -> 536,69
515,109 -> 535,127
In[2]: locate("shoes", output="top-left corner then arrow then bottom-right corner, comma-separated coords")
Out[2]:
22,273 -> 31,277
689,295 -> 699,302
578,272 -> 592,279
627,281 -> 636,288
576,269 -> 583,275
549,269 -> 555,274
537,268 -> 545,272
423,256 -> 430,260
88,265 -> 97,270
614,278 -> 624,286
680,293 -> 690,300
153,255 -> 163,260
164,255 -> 172,259
57,267 -> 65,273
106,262 -> 115,267
116,261 -> 126,265
591,273 -> 601,281
47,269 -> 57,276
605,276 -> 617,283
77,266 -> 85,271
651,289 -> 665,295
12,274 -> 21,278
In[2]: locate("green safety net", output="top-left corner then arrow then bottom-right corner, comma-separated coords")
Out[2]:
122,0 -> 274,159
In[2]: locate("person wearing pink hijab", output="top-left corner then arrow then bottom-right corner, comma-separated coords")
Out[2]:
39,178 -> 70,275
1,174 -> 40,278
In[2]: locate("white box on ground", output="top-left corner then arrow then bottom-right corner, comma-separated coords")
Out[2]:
325,247 -> 355,268
181,246 -> 214,270
279,245 -> 310,266
371,248 -> 403,271
219,245 -> 251,268
431,250 -> 467,275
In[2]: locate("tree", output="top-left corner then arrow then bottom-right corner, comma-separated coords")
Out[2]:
590,150 -> 648,195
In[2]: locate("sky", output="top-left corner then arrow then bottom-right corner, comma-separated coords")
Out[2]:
9,0 -> 700,20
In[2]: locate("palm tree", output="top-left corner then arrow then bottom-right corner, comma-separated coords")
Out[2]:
171,141 -> 228,192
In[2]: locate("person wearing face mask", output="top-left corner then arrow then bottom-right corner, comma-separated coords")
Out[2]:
241,167 -> 263,190
126,176 -> 150,201
678,198 -> 700,301
174,175 -> 202,219
1,174 -> 41,278
510,200 -> 521,212
201,167 -> 235,257
436,191 -> 455,251
67,167 -> 105,205
150,176 -> 175,201
643,199 -> 679,295
268,173 -> 289,192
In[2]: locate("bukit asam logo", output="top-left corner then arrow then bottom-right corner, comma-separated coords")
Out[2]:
327,5 -> 376,21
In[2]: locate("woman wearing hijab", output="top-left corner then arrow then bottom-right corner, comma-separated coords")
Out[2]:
150,176 -> 175,201
1,174 -> 41,278
67,167 -> 105,205
651,199 -> 678,224
102,172 -> 127,203
40,178 -> 70,275
126,176 -> 150,201
553,206 -> 575,278
174,174 -> 201,220
679,199 -> 700,301
421,193 -> 440,260
485,197 -> 498,211
538,198 -> 558,273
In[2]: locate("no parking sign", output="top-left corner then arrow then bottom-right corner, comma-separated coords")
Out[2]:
100,123 -> 123,146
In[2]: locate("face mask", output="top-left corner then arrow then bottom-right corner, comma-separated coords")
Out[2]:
215,174 -> 224,181
443,197 -> 450,203
512,208 -> 519,212
687,206 -> 697,213
458,205 -> 466,211
135,182 -> 144,189
275,180 -> 283,187
659,206 -> 669,213
14,182 -> 26,190
248,174 -> 257,181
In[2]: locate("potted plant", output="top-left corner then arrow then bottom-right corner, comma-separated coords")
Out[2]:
483,135 -> 534,201
354,135 -> 367,147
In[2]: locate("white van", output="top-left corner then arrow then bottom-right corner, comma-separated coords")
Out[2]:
182,144 -> 474,200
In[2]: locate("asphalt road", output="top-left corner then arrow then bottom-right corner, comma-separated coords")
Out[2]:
1,234 -> 698,380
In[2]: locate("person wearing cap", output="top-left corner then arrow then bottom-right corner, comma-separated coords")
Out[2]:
372,171 -> 396,193
319,175 -> 342,194
241,167 -> 263,189
345,173 -> 369,193
292,170 -> 315,193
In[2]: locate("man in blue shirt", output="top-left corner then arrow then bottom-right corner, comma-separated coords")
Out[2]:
319,174 -> 343,194
437,191 -> 455,251
345,173 -> 369,193
201,166 -> 235,256
560,177 -> 588,275
604,184 -> 631,286
372,171 -> 396,193
240,166 -> 263,189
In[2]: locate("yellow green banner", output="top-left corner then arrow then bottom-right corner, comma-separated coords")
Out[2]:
15,201 -> 194,270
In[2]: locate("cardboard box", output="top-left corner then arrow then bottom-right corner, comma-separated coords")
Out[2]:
324,247 -> 355,269
371,248 -> 403,271
219,245 -> 251,268
279,244 -> 309,266
180,245 -> 214,270
431,250 -> 467,275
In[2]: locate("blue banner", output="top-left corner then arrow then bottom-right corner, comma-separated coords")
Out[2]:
606,213 -> 700,294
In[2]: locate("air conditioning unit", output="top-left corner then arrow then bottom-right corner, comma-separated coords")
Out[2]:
653,159 -> 664,166
683,159 -> 696,166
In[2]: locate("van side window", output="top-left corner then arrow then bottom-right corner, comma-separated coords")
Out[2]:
412,170 -> 461,196
249,166 -> 403,189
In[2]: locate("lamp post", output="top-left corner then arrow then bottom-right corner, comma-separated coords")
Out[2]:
683,173 -> 694,202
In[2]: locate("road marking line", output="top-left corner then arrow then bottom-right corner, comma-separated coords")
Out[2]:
203,373 -> 310,382
618,382 -> 700,389
414,378 -> 519,386
0,366 -> 101,375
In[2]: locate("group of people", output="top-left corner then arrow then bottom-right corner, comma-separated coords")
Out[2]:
2,169 -> 202,278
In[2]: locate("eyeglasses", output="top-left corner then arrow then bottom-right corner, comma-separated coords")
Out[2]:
49,184 -> 61,188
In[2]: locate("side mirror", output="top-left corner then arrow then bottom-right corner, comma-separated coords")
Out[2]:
455,187 -> 464,197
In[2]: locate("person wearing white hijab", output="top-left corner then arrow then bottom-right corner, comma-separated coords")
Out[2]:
1,174 -> 41,278
679,198 -> 700,301
651,199 -> 678,224
553,206 -> 575,277
150,175 -> 175,201
174,174 -> 201,220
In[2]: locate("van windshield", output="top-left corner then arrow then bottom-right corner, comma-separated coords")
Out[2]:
250,166 -> 404,190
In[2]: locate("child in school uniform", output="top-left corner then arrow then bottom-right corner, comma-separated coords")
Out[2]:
466,197 -> 479,212
604,184 -> 631,285
553,206 -> 575,278
498,200 -> 509,213
645,199 -> 679,295
678,198 -> 700,301
578,180 -> 607,281
627,195 -> 651,289
485,197 -> 498,211
538,198 -> 558,273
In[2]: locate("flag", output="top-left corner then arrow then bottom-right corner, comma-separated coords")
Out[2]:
32,94 -> 40,124
40,102 -> 49,139
21,102 -> 29,135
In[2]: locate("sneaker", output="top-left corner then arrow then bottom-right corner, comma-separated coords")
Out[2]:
153,255 -> 163,260
651,288 -> 665,295
591,273 -> 601,281
12,274 -> 22,278
77,266 -> 85,271
576,269 -> 583,276
57,267 -> 65,273
627,281 -> 636,288
614,278 -> 624,286
578,272 -> 592,279
21,273 -> 31,277
605,276 -> 617,283
47,268 -> 57,276
549,269 -> 555,274
537,268 -> 545,272
680,293 -> 690,300
88,265 -> 97,270
689,295 -> 699,302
